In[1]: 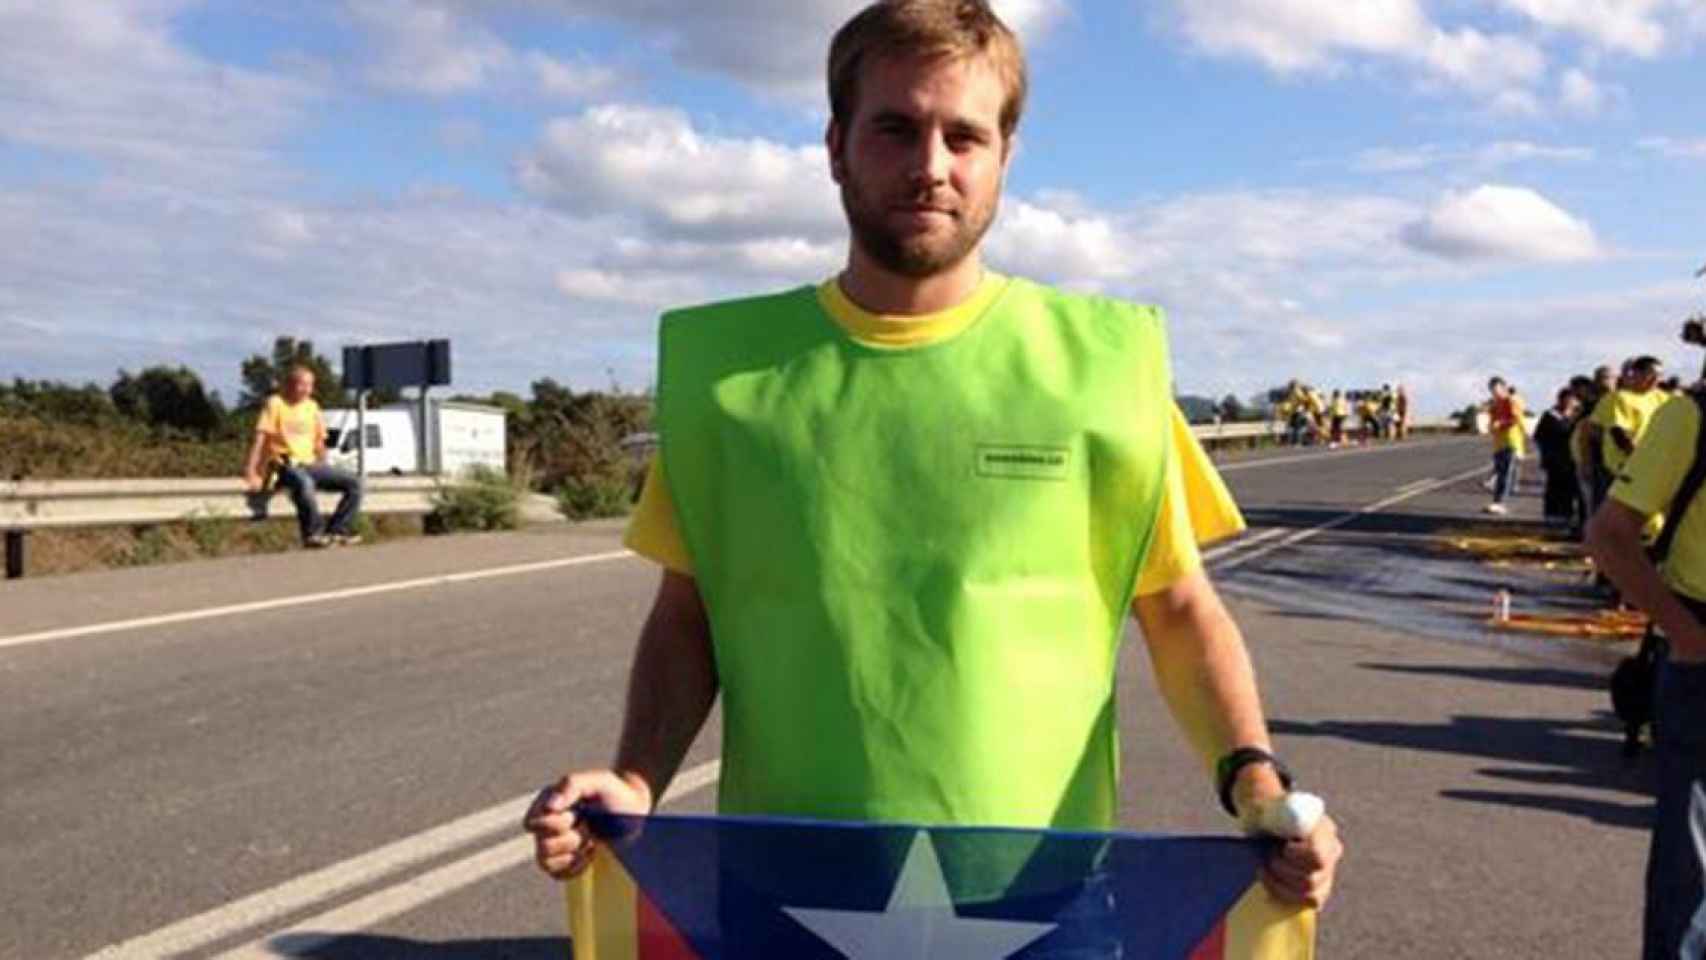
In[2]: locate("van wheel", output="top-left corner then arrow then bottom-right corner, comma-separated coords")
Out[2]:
389,468 -> 403,476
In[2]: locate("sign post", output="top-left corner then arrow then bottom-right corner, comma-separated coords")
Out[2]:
342,339 -> 452,475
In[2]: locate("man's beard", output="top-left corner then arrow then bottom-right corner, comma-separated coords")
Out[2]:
840,176 -> 997,278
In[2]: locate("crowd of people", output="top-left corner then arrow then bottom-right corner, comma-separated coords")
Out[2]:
1484,357 -> 1682,524
1273,379 -> 1411,448
1486,347 -> 1706,955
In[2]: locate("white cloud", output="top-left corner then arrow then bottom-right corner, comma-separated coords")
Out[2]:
347,0 -> 616,99
1559,67 -> 1608,113
505,0 -> 1065,103
1400,185 -> 1601,263
1165,0 -> 1546,107
1493,0 -> 1669,56
514,105 -> 841,240
0,2 -> 318,183
1640,136 -> 1706,159
1351,141 -> 1594,174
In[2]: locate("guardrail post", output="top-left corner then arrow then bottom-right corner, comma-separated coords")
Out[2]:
5,530 -> 25,580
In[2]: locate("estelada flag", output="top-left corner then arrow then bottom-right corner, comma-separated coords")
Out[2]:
566,812 -> 1313,959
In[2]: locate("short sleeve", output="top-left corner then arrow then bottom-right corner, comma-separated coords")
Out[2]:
255,396 -> 280,435
1134,406 -> 1247,596
1612,398 -> 1699,519
622,456 -> 695,574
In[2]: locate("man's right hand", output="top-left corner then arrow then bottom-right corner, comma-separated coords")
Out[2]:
523,770 -> 653,880
242,470 -> 263,493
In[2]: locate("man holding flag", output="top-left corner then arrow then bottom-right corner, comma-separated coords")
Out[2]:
525,0 -> 1341,953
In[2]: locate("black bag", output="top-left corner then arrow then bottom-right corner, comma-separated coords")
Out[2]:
1610,389 -> 1706,757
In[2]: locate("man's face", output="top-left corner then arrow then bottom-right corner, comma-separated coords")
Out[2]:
1489,382 -> 1508,399
1632,368 -> 1660,392
828,53 -> 1010,278
285,372 -> 313,403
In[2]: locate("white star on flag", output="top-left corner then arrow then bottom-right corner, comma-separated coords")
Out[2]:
1684,781 -> 1706,960
783,830 -> 1059,959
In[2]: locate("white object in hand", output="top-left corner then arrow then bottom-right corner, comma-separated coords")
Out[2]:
1252,792 -> 1326,840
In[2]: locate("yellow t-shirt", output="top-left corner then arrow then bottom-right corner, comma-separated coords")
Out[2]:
256,395 -> 323,465
1595,389 -> 1670,473
1610,396 -> 1706,602
624,274 -> 1246,597
1491,395 -> 1527,454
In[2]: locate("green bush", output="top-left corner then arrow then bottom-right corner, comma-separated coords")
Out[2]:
185,510 -> 239,557
430,466 -> 520,532
555,476 -> 633,520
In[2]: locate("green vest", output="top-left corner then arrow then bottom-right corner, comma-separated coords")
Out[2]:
658,278 -> 1173,832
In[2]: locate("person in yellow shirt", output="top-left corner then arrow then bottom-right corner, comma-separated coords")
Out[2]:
1586,389 -> 1706,958
1593,356 -> 1668,484
240,366 -> 363,548
525,0 -> 1340,912
1485,377 -> 1526,515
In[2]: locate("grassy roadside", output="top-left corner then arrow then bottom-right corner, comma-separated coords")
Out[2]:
23,514 -> 427,578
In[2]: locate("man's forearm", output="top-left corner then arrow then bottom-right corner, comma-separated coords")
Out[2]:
1135,573 -> 1271,772
243,435 -> 267,476
612,573 -> 719,806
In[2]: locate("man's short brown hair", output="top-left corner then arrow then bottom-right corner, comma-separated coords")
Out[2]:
828,0 -> 1028,140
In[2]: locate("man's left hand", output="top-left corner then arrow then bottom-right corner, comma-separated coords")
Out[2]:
1235,769 -> 1343,909
1259,811 -> 1342,909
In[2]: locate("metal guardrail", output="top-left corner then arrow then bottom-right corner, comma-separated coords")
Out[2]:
1,419 -> 1463,578
0,477 -> 441,580
0,476 -> 440,530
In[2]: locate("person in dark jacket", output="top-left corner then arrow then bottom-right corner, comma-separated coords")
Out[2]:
1534,387 -> 1581,528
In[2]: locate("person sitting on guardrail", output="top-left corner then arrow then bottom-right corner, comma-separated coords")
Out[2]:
524,0 -> 1341,915
1586,384 -> 1706,959
240,365 -> 363,549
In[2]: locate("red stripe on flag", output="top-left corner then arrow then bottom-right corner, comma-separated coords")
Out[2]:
636,889 -> 700,960
1188,919 -> 1227,960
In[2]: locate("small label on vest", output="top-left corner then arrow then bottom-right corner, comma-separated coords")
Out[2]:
975,444 -> 1072,481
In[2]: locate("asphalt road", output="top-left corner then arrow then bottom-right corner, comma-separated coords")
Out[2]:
0,436 -> 1651,959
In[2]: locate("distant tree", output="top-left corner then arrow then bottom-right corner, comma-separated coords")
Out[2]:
239,336 -> 343,410
1219,393 -> 1247,422
1175,394 -> 1220,424
0,378 -> 117,426
109,366 -> 224,435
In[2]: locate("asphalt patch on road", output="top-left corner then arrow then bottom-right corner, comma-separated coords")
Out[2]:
1214,524 -> 1631,668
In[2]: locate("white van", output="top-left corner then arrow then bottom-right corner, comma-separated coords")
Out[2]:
324,400 -> 506,478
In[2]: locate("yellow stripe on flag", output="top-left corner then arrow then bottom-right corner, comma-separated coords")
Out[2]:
567,853 -> 641,960
1223,884 -> 1316,960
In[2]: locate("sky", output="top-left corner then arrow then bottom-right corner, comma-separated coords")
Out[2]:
2,1 -> 1705,416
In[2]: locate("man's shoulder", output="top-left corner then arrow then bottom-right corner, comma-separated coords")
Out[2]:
661,285 -> 818,327
1009,277 -> 1162,322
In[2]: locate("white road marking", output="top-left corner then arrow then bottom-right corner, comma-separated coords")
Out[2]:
1,550 -> 636,653
1211,466 -> 1487,574
1395,476 -> 1440,494
1201,526 -> 1288,563
1215,437 -> 1467,473
84,760 -> 721,960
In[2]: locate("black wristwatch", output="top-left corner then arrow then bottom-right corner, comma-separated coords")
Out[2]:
1215,746 -> 1294,818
